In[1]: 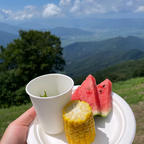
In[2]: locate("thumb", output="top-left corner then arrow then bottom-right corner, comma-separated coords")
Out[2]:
14,107 -> 36,127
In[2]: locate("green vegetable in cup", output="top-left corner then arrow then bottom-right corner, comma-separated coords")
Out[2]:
40,90 -> 48,97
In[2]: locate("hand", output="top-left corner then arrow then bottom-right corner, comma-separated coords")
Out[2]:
0,107 -> 36,144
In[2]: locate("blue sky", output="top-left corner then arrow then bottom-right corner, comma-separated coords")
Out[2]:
0,0 -> 144,23
0,0 -> 58,10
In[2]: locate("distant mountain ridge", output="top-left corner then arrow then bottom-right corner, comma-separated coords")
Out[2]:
0,30 -> 18,46
64,36 -> 144,77
50,27 -> 93,38
80,18 -> 144,30
16,18 -> 144,30
0,22 -> 20,34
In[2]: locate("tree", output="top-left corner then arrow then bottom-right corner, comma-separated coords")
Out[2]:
0,30 -> 65,107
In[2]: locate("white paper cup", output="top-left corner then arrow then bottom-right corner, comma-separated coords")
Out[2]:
26,73 -> 74,134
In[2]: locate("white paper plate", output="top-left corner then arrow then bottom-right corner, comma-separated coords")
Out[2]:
27,86 -> 136,144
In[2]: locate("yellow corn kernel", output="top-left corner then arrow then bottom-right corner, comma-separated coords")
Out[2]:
63,100 -> 96,144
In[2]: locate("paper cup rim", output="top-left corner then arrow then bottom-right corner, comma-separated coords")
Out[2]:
25,73 -> 74,99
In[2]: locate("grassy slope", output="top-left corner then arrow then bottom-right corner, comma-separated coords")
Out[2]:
113,77 -> 144,104
132,101 -> 144,144
0,103 -> 32,138
0,77 -> 144,142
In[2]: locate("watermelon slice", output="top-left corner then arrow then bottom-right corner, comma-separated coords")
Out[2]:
97,79 -> 112,117
72,74 -> 101,116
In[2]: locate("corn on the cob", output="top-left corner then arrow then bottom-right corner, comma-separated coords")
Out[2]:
63,100 -> 96,144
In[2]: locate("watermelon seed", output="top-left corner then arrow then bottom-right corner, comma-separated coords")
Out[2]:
99,90 -> 103,94
103,85 -> 105,88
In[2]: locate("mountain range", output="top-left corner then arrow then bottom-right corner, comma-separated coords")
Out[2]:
16,18 -> 144,31
1,21 -> 144,81
64,36 -> 144,78
0,30 -> 18,46
0,21 -> 95,46
0,22 -> 19,34
1,19 -> 144,46
50,27 -> 93,39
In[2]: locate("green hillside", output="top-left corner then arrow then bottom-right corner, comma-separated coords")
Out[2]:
74,57 -> 144,87
93,58 -> 144,83
0,77 -> 144,143
64,36 -> 144,77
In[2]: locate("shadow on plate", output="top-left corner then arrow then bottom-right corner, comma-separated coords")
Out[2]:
93,128 -> 109,144
92,107 -> 113,144
94,108 -> 113,128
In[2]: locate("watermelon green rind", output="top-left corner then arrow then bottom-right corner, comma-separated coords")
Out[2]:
100,108 -> 112,117
97,79 -> 112,117
93,110 -> 101,116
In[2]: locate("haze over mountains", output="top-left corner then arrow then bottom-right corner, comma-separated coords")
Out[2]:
1,18 -> 144,47
1,19 -> 144,80
16,18 -> 144,30
0,22 -> 19,46
50,27 -> 93,38
0,31 -> 18,46
1,18 -> 144,45
0,21 -> 94,46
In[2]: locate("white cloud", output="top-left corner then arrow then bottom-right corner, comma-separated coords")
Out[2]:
13,5 -> 37,20
135,5 -> 144,12
111,6 -> 119,12
0,9 -> 12,15
84,4 -> 106,14
70,0 -> 80,13
126,1 -> 133,6
59,0 -> 71,6
42,4 -> 61,17
1,0 -> 144,21
24,5 -> 36,10
0,9 -> 12,19
0,5 -> 37,20
70,0 -> 106,15
13,12 -> 33,20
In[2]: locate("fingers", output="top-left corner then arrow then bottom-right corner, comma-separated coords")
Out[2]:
14,107 -> 36,127
0,107 -> 36,144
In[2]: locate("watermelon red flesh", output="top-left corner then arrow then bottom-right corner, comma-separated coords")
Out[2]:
71,86 -> 81,100
97,79 -> 112,117
71,74 -> 101,116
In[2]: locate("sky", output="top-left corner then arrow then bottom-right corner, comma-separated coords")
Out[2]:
0,0 -> 144,23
